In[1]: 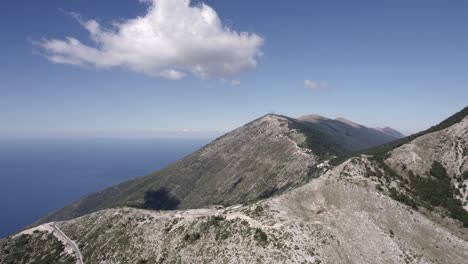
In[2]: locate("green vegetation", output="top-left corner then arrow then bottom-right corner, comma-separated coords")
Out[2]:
0,233 -> 75,264
388,187 -> 418,210
288,120 -> 347,159
463,171 -> 468,180
251,205 -> 265,217
328,106 -> 468,227
253,228 -> 268,246
201,215 -> 225,230
183,232 -> 201,243
199,215 -> 234,241
367,158 -> 468,227
142,188 -> 180,210
409,162 -> 468,227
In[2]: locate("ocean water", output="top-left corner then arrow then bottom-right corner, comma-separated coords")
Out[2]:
0,137 -> 213,238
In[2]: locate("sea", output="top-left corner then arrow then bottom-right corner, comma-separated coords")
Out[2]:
0,137 -> 213,238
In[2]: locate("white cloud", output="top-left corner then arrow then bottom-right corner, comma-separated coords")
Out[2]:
304,80 -> 328,90
230,79 -> 241,86
37,0 -> 264,80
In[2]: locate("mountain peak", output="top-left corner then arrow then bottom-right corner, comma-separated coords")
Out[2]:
259,113 -> 289,122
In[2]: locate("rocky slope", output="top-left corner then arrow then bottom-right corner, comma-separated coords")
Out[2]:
0,229 -> 76,264
382,115 -> 468,219
3,156 -> 467,263
36,114 -> 397,225
386,115 -> 467,179
0,108 -> 468,263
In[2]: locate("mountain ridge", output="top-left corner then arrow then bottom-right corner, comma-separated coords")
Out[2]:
33,113 -> 398,225
298,114 -> 403,151
2,106 -> 468,263
375,127 -> 405,138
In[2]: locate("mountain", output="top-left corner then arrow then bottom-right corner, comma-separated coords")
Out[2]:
375,127 -> 405,138
3,162 -> 467,263
298,114 -> 403,150
381,107 -> 468,222
34,114 -> 396,225
2,107 -> 467,263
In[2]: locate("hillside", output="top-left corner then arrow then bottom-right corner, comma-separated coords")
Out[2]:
2,107 -> 467,263
35,114 -> 396,225
3,156 -> 467,263
334,106 -> 468,227
298,115 -> 403,150
376,127 -> 406,138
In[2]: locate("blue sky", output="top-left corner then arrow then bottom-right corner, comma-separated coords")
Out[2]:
1,0 -> 467,137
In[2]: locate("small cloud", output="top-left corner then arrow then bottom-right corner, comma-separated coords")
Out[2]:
158,70 -> 187,80
37,0 -> 264,80
304,80 -> 328,90
231,79 -> 241,86
175,129 -> 191,133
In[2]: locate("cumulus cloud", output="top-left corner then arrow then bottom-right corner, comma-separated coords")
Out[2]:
304,80 -> 328,90
37,0 -> 264,80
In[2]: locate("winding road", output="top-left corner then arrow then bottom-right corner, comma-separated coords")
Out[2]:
50,223 -> 84,264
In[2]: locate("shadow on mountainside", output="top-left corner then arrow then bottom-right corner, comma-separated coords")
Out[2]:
143,188 -> 181,210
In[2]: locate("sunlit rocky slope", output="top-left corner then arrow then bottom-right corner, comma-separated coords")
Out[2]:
2,107 -> 467,264
35,114 -> 400,225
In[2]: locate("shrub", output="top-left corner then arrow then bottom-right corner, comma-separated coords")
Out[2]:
463,171 -> 468,180
430,161 -> 448,179
409,162 -> 468,227
388,187 -> 418,209
254,228 -> 268,246
376,185 -> 384,192
183,232 -> 201,243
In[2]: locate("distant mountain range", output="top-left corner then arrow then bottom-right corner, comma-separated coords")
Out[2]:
2,108 -> 467,264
